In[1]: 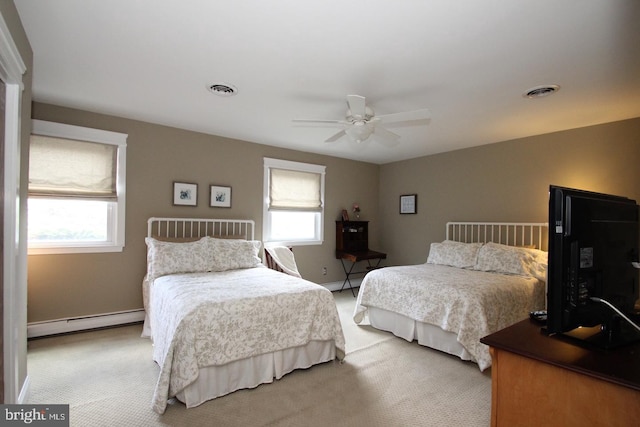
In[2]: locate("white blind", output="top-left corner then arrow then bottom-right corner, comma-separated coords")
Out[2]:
29,134 -> 118,199
269,168 -> 322,211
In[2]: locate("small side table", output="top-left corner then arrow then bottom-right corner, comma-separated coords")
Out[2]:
335,250 -> 386,296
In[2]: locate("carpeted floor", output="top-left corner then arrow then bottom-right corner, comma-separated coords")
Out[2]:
26,290 -> 491,426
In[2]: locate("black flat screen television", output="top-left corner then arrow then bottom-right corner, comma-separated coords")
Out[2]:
546,185 -> 640,348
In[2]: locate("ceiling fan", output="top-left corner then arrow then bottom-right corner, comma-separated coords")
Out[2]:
293,94 -> 430,145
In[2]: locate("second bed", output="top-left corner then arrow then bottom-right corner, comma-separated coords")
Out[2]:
354,222 -> 548,371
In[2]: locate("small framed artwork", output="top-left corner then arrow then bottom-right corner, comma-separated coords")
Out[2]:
400,194 -> 417,214
173,182 -> 198,206
210,185 -> 232,208
341,209 -> 350,222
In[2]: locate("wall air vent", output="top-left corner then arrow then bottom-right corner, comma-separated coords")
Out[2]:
523,85 -> 560,99
207,83 -> 238,97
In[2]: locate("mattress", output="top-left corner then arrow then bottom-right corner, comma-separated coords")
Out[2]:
354,263 -> 545,370
148,267 -> 345,413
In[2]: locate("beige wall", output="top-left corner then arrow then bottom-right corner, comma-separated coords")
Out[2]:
28,103 -> 380,322
27,105 -> 640,323
378,118 -> 640,266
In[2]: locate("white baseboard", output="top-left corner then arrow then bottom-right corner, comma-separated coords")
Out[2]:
321,277 -> 362,292
27,309 -> 145,339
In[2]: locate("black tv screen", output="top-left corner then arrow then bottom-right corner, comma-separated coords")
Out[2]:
546,185 -> 640,348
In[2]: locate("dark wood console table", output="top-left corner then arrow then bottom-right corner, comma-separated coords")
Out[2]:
481,319 -> 640,427
335,250 -> 386,296
335,220 -> 386,296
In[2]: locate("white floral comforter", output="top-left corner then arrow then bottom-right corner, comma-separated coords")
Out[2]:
353,263 -> 544,371
149,267 -> 346,414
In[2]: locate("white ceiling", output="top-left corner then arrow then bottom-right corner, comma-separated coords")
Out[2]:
14,0 -> 640,164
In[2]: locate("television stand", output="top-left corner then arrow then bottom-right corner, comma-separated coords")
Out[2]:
481,319 -> 640,427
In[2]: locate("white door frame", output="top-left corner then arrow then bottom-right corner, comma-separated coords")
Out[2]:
0,12 -> 27,403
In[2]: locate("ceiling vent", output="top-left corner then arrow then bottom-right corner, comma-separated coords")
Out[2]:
207,83 -> 238,97
523,85 -> 560,99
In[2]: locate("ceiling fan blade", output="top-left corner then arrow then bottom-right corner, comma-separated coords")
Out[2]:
292,119 -> 342,124
372,126 -> 401,147
346,95 -> 367,118
377,108 -> 430,124
325,129 -> 346,143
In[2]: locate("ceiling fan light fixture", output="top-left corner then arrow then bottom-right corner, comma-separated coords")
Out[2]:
345,122 -> 374,143
347,106 -> 375,122
523,84 -> 560,99
207,82 -> 238,97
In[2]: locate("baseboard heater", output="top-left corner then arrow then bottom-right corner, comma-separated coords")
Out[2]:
322,278 -> 363,292
27,309 -> 145,339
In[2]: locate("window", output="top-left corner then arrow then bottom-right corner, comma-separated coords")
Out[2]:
28,120 -> 127,254
263,158 -> 325,246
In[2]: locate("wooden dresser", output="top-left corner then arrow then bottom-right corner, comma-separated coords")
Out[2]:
481,319 -> 640,427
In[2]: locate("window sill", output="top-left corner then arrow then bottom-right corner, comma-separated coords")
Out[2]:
263,239 -> 323,247
28,245 -> 124,255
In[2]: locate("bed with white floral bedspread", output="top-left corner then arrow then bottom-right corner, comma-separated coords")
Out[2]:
354,222 -> 548,371
142,218 -> 345,414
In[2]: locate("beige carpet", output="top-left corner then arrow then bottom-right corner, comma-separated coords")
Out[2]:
27,291 -> 491,426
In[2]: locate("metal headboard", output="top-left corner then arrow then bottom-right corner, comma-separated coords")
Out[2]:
446,222 -> 548,251
147,217 -> 255,240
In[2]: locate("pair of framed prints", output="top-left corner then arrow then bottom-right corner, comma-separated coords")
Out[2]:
172,182 -> 231,208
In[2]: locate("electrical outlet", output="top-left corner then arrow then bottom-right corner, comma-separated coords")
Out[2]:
322,267 -> 327,275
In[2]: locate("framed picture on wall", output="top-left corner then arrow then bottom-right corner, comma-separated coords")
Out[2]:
173,182 -> 198,206
400,194 -> 417,214
210,185 -> 232,208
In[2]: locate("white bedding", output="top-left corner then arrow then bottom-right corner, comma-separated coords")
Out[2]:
353,263 -> 545,370
148,267 -> 345,414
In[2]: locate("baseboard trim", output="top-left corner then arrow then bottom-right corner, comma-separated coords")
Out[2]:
27,309 -> 145,339
321,278 -> 362,292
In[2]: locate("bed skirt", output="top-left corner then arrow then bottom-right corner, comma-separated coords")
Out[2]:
175,340 -> 336,408
368,307 -> 475,363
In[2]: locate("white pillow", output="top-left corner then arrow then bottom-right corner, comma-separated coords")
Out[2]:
518,246 -> 548,281
475,242 -> 538,277
208,238 -> 262,272
145,237 -> 211,280
521,246 -> 548,265
427,240 -> 483,269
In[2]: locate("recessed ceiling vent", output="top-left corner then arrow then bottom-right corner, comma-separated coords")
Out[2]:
523,85 -> 560,99
207,83 -> 238,97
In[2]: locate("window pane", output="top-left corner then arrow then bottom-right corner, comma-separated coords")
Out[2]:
28,198 -> 109,243
270,211 -> 317,241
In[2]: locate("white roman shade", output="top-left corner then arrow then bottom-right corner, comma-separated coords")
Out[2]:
269,168 -> 322,211
29,134 -> 118,200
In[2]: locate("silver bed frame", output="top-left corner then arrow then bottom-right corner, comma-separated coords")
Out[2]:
147,217 -> 255,240
446,222 -> 549,251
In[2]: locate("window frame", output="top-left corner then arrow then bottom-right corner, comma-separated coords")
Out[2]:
263,157 -> 325,246
28,120 -> 127,255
